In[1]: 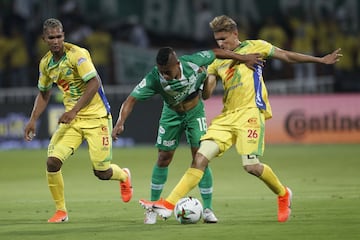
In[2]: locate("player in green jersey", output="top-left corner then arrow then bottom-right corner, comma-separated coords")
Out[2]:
24,18 -> 133,223
139,15 -> 342,223
112,46 -> 262,224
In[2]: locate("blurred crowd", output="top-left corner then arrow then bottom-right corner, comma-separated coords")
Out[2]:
0,1 -> 153,88
0,0 -> 359,92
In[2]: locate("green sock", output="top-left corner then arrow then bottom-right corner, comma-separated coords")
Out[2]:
151,165 -> 168,201
198,166 -> 213,210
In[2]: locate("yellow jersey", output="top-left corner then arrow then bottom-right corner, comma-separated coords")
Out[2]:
38,42 -> 110,118
207,40 -> 274,119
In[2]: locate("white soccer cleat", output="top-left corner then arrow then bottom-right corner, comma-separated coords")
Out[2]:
203,208 -> 218,223
144,209 -> 157,224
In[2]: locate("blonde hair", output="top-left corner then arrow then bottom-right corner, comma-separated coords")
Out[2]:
209,15 -> 238,32
43,18 -> 63,32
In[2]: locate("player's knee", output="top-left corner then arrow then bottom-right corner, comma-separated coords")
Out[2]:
197,140 -> 219,161
157,150 -> 174,167
47,157 -> 62,172
241,155 -> 262,177
191,155 -> 208,171
243,164 -> 263,177
94,169 -> 112,180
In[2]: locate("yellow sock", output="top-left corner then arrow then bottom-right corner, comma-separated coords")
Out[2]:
47,170 -> 66,211
166,168 -> 204,205
259,164 -> 286,196
110,164 -> 127,181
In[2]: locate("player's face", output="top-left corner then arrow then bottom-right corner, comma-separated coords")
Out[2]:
213,31 -> 239,51
157,61 -> 180,80
43,27 -> 65,56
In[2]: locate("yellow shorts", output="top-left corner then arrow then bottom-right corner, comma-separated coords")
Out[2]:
201,108 -> 265,157
48,116 -> 113,171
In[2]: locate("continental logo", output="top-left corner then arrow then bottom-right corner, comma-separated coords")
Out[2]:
285,110 -> 360,138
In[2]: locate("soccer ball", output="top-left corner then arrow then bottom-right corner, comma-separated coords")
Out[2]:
174,197 -> 203,224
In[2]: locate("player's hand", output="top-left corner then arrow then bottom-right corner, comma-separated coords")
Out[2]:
112,124 -> 124,141
230,53 -> 264,70
58,111 -> 76,124
198,66 -> 207,74
322,48 -> 342,64
24,121 -> 36,141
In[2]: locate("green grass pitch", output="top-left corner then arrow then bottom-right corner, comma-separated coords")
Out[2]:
0,144 -> 359,240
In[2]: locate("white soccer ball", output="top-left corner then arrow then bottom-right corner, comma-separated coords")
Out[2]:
174,197 -> 203,224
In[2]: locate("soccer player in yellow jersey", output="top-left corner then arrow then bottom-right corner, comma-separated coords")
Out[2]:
140,15 -> 342,222
24,18 -> 133,223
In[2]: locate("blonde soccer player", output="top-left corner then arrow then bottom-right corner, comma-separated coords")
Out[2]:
139,15 -> 342,222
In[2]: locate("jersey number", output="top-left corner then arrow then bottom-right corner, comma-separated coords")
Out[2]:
197,117 -> 207,132
102,136 -> 110,146
247,129 -> 258,138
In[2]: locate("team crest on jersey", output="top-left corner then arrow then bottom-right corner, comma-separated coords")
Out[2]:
139,78 -> 146,88
159,125 -> 165,134
101,126 -> 108,132
77,57 -> 87,66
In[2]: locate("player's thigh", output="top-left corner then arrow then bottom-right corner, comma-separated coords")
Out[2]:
200,116 -> 234,157
84,117 -> 112,171
184,105 -> 207,147
235,109 -> 265,156
156,108 -> 184,151
48,123 -> 83,162
156,121 -> 183,151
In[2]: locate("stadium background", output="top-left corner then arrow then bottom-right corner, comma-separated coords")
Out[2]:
0,0 -> 359,149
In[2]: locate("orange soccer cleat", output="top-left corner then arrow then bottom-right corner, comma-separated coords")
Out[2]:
139,198 -> 174,220
47,210 -> 68,223
277,187 -> 292,222
120,168 -> 133,202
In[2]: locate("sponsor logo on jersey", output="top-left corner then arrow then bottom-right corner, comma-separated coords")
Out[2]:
248,117 -> 257,124
163,139 -> 176,147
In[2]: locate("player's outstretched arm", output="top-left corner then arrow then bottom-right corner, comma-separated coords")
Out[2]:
112,95 -> 137,141
273,47 -> 342,64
